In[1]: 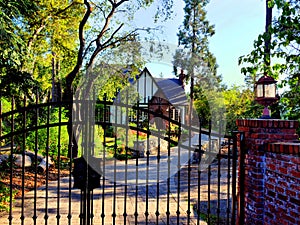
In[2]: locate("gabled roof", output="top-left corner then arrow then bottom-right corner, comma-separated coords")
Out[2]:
154,77 -> 188,106
113,67 -> 188,106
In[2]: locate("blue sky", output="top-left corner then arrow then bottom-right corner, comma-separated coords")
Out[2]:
136,0 -> 266,87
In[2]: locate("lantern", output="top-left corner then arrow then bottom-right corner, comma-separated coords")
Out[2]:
73,156 -> 102,190
254,75 -> 278,119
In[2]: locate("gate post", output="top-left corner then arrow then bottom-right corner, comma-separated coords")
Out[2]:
236,119 -> 299,225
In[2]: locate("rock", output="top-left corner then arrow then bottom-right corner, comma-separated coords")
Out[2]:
37,157 -> 54,173
0,154 -> 9,165
24,150 -> 44,162
14,154 -> 32,167
148,137 -> 168,154
133,140 -> 146,158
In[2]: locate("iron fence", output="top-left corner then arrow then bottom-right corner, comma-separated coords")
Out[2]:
0,94 -> 244,225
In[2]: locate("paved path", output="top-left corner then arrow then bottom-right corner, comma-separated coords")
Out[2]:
0,135 -> 233,225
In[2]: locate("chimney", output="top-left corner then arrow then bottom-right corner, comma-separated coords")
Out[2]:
179,69 -> 186,88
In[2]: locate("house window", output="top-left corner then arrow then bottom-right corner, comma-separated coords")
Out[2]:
128,108 -> 148,123
104,107 -> 110,122
170,108 -> 180,122
96,106 -> 110,123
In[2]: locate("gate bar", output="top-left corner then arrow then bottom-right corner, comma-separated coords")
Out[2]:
33,91 -> 39,225
9,97 -> 15,225
57,90 -> 62,225
226,136 -> 232,224
21,97 -> 26,225
231,131 -> 238,225
45,93 -> 51,225
196,120 -> 202,225
238,132 -> 246,224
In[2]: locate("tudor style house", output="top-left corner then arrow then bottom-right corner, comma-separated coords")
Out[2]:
110,67 -> 189,129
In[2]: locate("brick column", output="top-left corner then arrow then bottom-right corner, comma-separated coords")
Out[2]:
236,119 -> 299,225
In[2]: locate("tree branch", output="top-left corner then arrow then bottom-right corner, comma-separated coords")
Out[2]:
104,32 -> 138,54
88,26 -> 140,68
66,0 -> 92,89
96,0 -> 129,46
53,1 -> 79,17
93,2 -> 106,18
96,3 -> 116,45
101,23 -> 124,47
83,39 -> 96,59
115,0 -> 129,8
27,2 -> 80,51
27,16 -> 50,51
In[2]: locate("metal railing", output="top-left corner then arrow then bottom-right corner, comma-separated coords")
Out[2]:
0,94 -> 243,225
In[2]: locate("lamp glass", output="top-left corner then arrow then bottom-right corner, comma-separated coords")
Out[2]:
265,83 -> 276,98
256,84 -> 264,98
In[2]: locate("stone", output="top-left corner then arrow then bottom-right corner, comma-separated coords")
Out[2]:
24,150 -> 44,162
37,156 -> 54,173
14,154 -> 32,167
0,154 -> 9,165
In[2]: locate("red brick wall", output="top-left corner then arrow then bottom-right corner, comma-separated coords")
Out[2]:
264,143 -> 300,225
236,119 -> 300,225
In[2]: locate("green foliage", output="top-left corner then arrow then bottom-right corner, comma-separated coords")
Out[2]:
0,70 -> 41,106
174,0 -> 218,83
0,0 -> 37,70
0,182 -> 12,212
197,211 -> 226,225
222,86 -> 262,133
173,0 -> 225,133
22,0 -> 84,87
24,108 -> 69,157
239,0 -> 300,132
92,62 -> 144,101
194,98 -> 210,127
0,158 -> 18,212
92,125 -> 106,157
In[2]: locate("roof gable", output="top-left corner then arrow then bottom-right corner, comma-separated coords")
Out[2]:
113,67 -> 188,106
154,78 -> 188,106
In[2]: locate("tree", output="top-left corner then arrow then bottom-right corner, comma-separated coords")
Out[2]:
22,1 -> 84,93
222,86 -> 262,133
173,0 -> 223,129
174,0 -> 217,81
0,0 -> 174,157
64,0 -> 174,96
0,0 -> 84,104
0,0 -> 36,69
60,0 -> 174,157
239,0 -> 300,126
0,0 -> 39,102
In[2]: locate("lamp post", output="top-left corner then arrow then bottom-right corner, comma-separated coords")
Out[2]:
254,75 -> 278,119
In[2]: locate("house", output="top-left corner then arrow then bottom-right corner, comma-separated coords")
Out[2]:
110,67 -> 189,128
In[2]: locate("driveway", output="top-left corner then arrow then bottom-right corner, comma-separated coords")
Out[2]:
0,134 -> 234,225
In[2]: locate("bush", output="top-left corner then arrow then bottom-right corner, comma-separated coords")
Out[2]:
25,108 -> 69,158
0,182 -> 11,212
0,160 -> 17,212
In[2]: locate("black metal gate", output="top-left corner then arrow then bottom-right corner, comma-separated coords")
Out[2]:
0,92 -> 243,225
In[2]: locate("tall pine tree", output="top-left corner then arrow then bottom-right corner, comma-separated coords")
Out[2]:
174,0 -> 218,82
173,0 -> 223,128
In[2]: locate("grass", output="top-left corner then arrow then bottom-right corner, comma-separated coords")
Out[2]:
193,204 -> 227,225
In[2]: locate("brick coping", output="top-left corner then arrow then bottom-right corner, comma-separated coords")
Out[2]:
266,141 -> 300,155
237,119 -> 299,129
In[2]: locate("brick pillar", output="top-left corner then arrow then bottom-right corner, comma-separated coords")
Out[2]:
236,119 -> 299,225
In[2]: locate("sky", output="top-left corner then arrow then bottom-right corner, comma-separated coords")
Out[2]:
135,0 -> 266,87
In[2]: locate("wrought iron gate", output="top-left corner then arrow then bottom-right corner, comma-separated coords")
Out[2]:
0,92 -> 243,225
